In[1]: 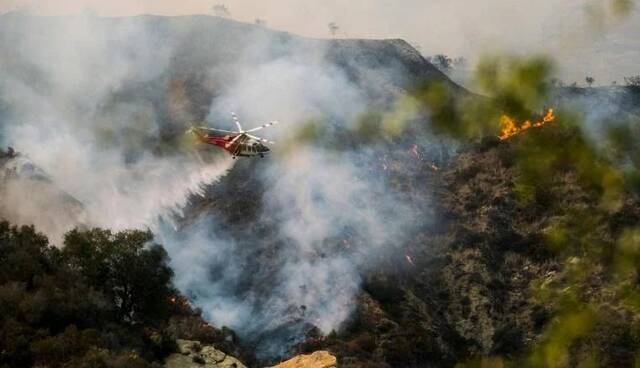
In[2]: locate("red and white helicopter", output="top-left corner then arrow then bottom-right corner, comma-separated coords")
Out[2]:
187,113 -> 278,158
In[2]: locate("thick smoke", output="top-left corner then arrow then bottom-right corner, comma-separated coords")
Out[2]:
0,14 -> 234,240
160,147 -> 419,356
157,27 -> 425,356
0,13 -> 425,357
4,0 -> 639,84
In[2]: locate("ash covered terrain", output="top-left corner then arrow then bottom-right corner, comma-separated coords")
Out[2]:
2,12 -> 640,368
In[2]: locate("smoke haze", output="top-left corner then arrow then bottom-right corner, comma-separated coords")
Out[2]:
156,29 -> 427,356
2,0 -> 639,83
1,1 -> 636,358
0,15 -> 235,242
0,12 -> 434,357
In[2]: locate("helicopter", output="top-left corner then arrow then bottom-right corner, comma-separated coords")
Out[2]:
187,113 -> 278,158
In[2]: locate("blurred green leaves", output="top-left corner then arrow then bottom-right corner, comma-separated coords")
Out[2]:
407,4 -> 640,363
527,307 -> 597,368
611,0 -> 635,16
475,56 -> 552,117
414,55 -> 554,141
585,0 -> 635,31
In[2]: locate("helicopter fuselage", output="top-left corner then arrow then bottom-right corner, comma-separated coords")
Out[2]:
194,130 -> 270,158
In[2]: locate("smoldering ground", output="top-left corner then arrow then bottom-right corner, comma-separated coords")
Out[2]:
159,25 -> 435,357
0,13 -> 435,358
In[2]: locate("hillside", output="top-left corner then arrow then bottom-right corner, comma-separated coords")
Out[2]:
2,12 -> 640,368
0,12 -> 465,366
0,12 -> 460,143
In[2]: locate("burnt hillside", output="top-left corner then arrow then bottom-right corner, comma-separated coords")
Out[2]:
180,106 -> 640,366
2,13 -> 640,368
285,130 -> 640,367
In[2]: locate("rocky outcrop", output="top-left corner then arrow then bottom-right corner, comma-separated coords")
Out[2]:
271,351 -> 337,368
165,340 -> 246,368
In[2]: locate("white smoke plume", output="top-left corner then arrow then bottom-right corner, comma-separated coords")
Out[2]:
0,14 -> 234,240
157,29 -> 427,357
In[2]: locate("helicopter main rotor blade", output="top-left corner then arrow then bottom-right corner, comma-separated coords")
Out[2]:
245,121 -> 279,133
231,112 -> 243,132
247,134 -> 275,145
225,133 -> 244,148
198,127 -> 237,134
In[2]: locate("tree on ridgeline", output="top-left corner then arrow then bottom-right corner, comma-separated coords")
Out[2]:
452,56 -> 467,69
625,75 -> 640,87
430,54 -> 453,72
212,4 -> 231,18
586,76 -> 595,87
328,22 -> 339,37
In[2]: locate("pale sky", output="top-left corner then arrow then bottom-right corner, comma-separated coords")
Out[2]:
1,0 -> 639,83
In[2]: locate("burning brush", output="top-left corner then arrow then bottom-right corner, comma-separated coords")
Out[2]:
499,108 -> 555,140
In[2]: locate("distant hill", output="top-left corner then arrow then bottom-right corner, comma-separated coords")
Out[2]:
0,12 -> 462,139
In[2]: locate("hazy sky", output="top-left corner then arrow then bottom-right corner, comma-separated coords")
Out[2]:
1,0 -> 639,83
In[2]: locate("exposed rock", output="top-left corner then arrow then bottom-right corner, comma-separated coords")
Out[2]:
201,346 -> 226,362
271,351 -> 337,368
165,339 -> 246,368
176,340 -> 201,355
216,355 -> 246,368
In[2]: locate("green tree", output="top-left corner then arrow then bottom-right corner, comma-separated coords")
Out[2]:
0,222 -> 179,366
62,228 -> 175,325
0,222 -> 53,286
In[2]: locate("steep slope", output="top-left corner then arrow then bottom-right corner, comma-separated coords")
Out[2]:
0,12 -> 466,365
292,130 -> 640,367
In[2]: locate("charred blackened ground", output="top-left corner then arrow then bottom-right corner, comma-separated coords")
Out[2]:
289,126 -> 640,367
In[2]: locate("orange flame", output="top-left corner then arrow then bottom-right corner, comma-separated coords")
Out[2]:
499,108 -> 555,140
